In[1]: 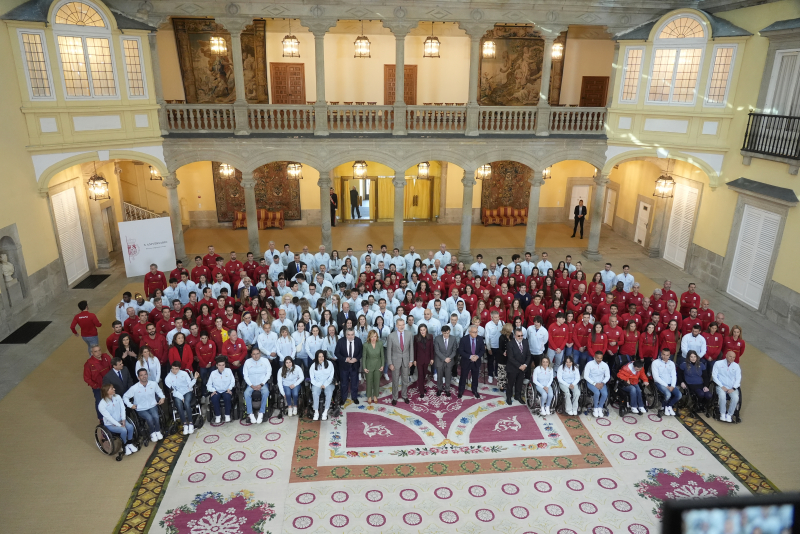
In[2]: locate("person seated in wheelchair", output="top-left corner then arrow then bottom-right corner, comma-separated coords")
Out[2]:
243,347 -> 272,424
679,350 -> 712,410
98,383 -> 138,456
164,361 -> 200,435
278,355 -> 304,416
532,356 -> 555,415
616,358 -> 649,414
712,350 -> 741,423
652,348 -> 682,416
583,351 -> 611,418
310,349 -> 334,421
206,356 -> 235,423
557,355 -> 581,416
123,368 -> 166,442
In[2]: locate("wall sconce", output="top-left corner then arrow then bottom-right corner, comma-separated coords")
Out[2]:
282,19 -> 300,57
353,160 -> 368,178
210,36 -> 227,55
482,40 -> 496,59
551,42 -> 563,60
149,165 -> 161,181
354,20 -> 371,58
542,167 -> 551,180
417,161 -> 430,179
286,162 -> 303,180
87,164 -> 110,201
423,22 -> 441,58
476,164 -> 492,181
220,163 -> 235,177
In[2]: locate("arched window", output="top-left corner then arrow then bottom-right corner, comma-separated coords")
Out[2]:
646,15 -> 707,105
52,0 -> 117,99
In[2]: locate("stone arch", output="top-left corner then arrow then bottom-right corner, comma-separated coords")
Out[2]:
540,149 -> 605,173
37,150 -> 167,194
397,149 -> 471,174
602,147 -> 719,187
167,149 -> 250,175
471,149 -> 541,172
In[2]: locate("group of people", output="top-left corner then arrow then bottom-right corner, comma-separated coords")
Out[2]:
76,239 -> 746,445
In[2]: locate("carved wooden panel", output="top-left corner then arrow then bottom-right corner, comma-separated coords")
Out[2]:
384,65 -> 417,105
480,161 -> 532,211
579,76 -> 609,107
270,63 -> 306,104
212,162 -> 301,222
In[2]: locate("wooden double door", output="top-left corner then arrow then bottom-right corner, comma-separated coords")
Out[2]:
384,65 -> 417,105
270,63 -> 306,104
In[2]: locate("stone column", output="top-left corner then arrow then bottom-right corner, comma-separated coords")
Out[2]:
163,172 -> 186,261
523,170 -> 545,259
458,169 -> 477,263
392,172 -> 406,250
318,172 -> 333,252
229,29 -> 250,135
465,34 -> 482,136
147,32 -> 168,135
392,29 -> 409,135
646,195 -> 669,258
86,192 -> 115,269
536,36 -> 555,137
312,29 -> 329,136
583,173 -> 610,261
241,173 -> 260,255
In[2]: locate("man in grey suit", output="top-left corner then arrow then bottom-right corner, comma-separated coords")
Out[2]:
434,326 -> 458,397
102,357 -> 134,396
506,328 -> 530,405
385,318 -> 414,405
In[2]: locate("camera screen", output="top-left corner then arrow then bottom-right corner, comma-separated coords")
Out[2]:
683,504 -> 794,534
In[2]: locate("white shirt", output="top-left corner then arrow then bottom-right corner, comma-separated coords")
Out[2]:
583,360 -> 610,384
164,369 -> 196,397
445,296 -> 465,315
343,255 -> 359,273
123,380 -> 164,411
614,273 -> 635,292
135,357 -> 161,384
166,327 -> 190,345
116,300 -> 137,324
484,320 -> 504,349
256,330 -> 279,357
651,358 -> 678,388
212,281 -> 232,299
600,269 -> 617,292
536,260 -> 553,274
374,252 -> 391,266
434,250 -> 452,266
207,367 -> 234,392
272,318 -> 294,335
520,261 -> 535,277
404,252 -> 421,273
279,251 -> 294,267
276,336 -> 296,359
243,356 -> 272,386
299,252 -> 315,272
263,248 -> 279,263
333,272 -> 354,290
268,263 -> 284,282
527,325 -> 549,354
315,252 -> 331,271
360,251 -> 375,267
681,333 -> 707,359
417,317 -> 442,337
712,360 -> 741,389
237,321 -> 260,345
470,261 -> 487,277
390,256 -> 406,273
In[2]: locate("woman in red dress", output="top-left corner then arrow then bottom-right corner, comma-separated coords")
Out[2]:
638,323 -> 659,362
197,304 -> 215,332
413,324 -> 435,399
587,323 -> 608,359
498,267 -> 511,288
512,264 -> 525,287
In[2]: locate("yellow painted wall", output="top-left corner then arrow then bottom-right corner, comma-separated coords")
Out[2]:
607,160 -> 661,224
560,39 -> 615,106
158,28 -> 186,102
541,160 -> 598,209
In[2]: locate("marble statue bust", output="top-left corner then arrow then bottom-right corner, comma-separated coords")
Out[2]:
0,253 -> 15,282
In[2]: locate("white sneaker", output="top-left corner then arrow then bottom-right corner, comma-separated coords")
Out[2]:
183,425 -> 190,435
150,432 -> 158,442
188,424 -> 194,434
249,414 -> 257,424
592,408 -> 598,417
125,444 -> 133,455
256,413 -> 263,424
488,377 -> 494,384
639,407 -> 646,414
322,412 -> 328,421
384,373 -> 390,381
158,431 -> 164,440
724,414 -> 732,422
215,415 -> 221,424
128,444 -> 138,453
666,406 -> 673,416
313,410 -> 319,421
224,415 -> 231,423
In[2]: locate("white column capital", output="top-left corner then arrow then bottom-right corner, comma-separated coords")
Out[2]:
317,174 -> 332,188
163,172 -> 179,189
461,169 -> 477,188
458,22 -> 495,39
594,173 -> 611,186
215,17 -> 251,36
530,170 -> 546,187
383,21 -> 416,37
302,20 -> 337,38
392,173 -> 406,188
241,176 -> 256,189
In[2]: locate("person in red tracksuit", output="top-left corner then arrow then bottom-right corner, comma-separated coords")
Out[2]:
703,322 -> 725,362
106,321 -> 124,355
724,325 -> 746,363
679,283 -> 702,317
196,332 -> 218,396
681,308 -> 702,337
661,301 -> 682,334
168,332 -> 194,372
202,246 -> 218,270
144,264 -> 167,298
572,312 -> 593,369
619,320 -> 640,360
84,346 -> 112,423
71,300 -> 102,355
170,260 -> 190,284
140,324 -> 169,366
658,320 -> 680,358
617,359 -> 649,413
638,323 -> 659,365
131,311 -> 150,346
604,316 -> 624,360
223,331 -> 248,382
546,313 -> 569,367
697,300 -> 715,331
586,323 -> 608,362
621,303 -> 643,332
525,296 -> 546,327
191,256 -> 211,284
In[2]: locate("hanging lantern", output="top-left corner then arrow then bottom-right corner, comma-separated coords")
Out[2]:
210,36 -> 227,55
423,22 -> 440,58
417,161 -> 430,179
353,160 -> 368,178
653,174 -> 676,198
282,19 -> 300,57
286,162 -> 303,180
476,164 -> 492,181
149,165 -> 161,181
551,42 -> 564,60
482,39 -> 496,59
592,167 -> 598,179
354,20 -> 371,58
542,167 -> 552,180
87,164 -> 110,201
219,163 -> 235,178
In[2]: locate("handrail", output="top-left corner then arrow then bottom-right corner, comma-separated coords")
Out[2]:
165,103 -> 235,132
478,106 -> 537,133
123,202 -> 161,221
327,105 -> 393,132
550,107 -> 606,133
406,105 -> 466,132
249,105 -> 315,132
742,112 -> 800,160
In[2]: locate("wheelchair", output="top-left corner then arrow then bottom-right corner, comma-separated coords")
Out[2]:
123,402 -> 170,446
165,382 -> 205,434
239,384 -> 269,424
677,385 -> 712,418
94,409 -> 145,461
302,382 -> 342,420
609,379 -> 658,417
709,383 -> 742,424
578,379 -> 611,417
205,373 -> 245,424
525,377 -> 559,417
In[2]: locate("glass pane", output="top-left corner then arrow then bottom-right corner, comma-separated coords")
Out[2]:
123,39 -> 145,96
673,48 -> 702,103
648,49 -> 676,102
707,47 -> 734,104
86,37 -> 116,96
621,48 -> 642,101
57,35 -> 90,97
22,33 -> 51,98
55,2 -> 105,27
659,17 -> 704,39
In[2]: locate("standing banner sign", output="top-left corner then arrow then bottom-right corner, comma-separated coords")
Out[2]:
118,218 -> 176,277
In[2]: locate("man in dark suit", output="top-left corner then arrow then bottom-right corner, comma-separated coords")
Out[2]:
572,200 -> 587,239
336,302 -> 357,332
506,328 -> 530,405
350,185 -> 361,219
102,357 -> 134,396
457,325 -> 484,399
334,328 -> 363,404
434,326 -> 458,396
285,253 -> 305,281
330,187 -> 338,227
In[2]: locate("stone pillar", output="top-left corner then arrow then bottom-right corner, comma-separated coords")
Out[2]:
86,192 -> 115,269
392,172 -> 406,250
312,29 -> 329,136
523,170 -> 545,259
583,173 -> 610,261
465,34 -> 482,136
607,42 -> 621,107
536,36 -> 555,137
163,173 -> 186,261
241,173 -> 260,255
392,30 -> 408,135
147,32 -> 168,135
318,172 -> 333,252
458,169 -> 477,263
646,196 -> 669,258
229,29 -> 249,135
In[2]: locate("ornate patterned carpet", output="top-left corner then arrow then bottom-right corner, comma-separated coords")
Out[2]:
116,379 -> 777,534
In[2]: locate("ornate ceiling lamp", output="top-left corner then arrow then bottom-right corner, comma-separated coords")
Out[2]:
209,36 -> 227,55
282,19 -> 300,57
423,22 -> 441,58
354,20 -> 371,58
149,165 -> 161,181
551,42 -> 564,60
476,164 -> 492,181
87,163 -> 110,201
219,163 -> 235,178
482,39 -> 496,59
286,162 -> 303,180
353,160 -> 368,178
417,161 -> 430,179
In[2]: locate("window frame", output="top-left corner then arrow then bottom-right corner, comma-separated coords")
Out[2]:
619,46 -> 645,104
51,0 -> 120,100
764,48 -> 800,115
644,14 -> 708,106
703,44 -> 737,108
120,36 -> 148,99
17,28 -> 56,101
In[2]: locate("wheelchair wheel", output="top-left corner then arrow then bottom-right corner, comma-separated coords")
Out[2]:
525,381 -> 535,410
95,425 -> 124,461
329,384 -> 342,419
643,383 -> 660,412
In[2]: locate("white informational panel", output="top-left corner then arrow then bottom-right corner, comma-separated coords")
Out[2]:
117,218 -> 176,277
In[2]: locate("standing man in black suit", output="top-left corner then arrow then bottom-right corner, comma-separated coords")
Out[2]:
457,325 -> 484,399
330,187 -> 338,227
102,357 -> 134,396
334,328 -> 362,404
350,185 -> 361,219
572,200 -> 587,238
285,253 -> 304,281
506,328 -> 530,405
336,302 -> 357,333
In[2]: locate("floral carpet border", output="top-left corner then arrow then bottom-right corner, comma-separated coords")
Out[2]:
114,433 -> 188,533
290,413 -> 607,482
677,412 -> 778,495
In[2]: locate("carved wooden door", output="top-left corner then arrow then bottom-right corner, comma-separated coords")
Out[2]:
579,76 -> 609,107
270,63 -> 306,104
384,65 -> 417,105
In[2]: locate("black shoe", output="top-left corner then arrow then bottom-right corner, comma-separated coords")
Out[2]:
571,234 -> 575,238
403,398 -> 409,404
580,235 -> 584,239
353,399 -> 360,405
515,397 -> 523,404
458,393 -> 463,399
446,391 -> 452,397
474,392 -> 481,399
506,398 -> 513,405
391,399 -> 397,406
437,391 -> 443,396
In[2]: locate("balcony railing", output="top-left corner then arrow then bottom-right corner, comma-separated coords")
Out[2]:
742,112 -> 800,160
123,202 -> 162,221
162,103 -> 606,137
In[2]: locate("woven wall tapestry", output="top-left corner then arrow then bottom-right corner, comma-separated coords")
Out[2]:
479,26 -> 545,106
480,161 -> 532,211
212,162 -> 301,222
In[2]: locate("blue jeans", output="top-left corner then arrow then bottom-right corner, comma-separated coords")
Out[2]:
199,367 -> 213,396
107,421 -> 135,444
547,348 -> 565,368
92,388 -> 102,420
716,386 -> 739,417
83,335 -> 99,355
137,406 -> 161,433
210,391 -> 232,416
586,383 -> 608,408
624,384 -> 644,409
575,350 -> 591,372
283,385 -> 299,406
655,383 -> 682,408
245,385 -> 269,414
312,384 -> 333,412
172,391 -> 193,423
535,384 -> 554,408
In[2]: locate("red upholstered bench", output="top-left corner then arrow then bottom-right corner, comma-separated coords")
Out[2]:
232,210 -> 285,230
482,207 -> 528,227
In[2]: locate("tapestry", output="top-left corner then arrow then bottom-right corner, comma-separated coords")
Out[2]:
480,161 -> 532,211
212,162 -> 301,222
479,26 -> 544,106
172,19 -> 268,104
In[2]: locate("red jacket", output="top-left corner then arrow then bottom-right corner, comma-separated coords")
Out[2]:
702,332 -> 724,360
170,267 -> 190,282
168,345 -> 194,371
627,292 -> 644,308
724,336 -> 746,363
603,325 -> 624,354
525,303 -> 546,325
681,316 -> 703,336
195,340 -> 218,368
658,330 -> 679,355
144,271 -> 167,298
131,321 -> 150,345
638,332 -> 659,360
661,310 -> 682,332
83,353 -> 112,389
620,312 -> 644,332
71,311 -> 101,337
697,308 -> 715,331
191,265 -> 211,284
203,253 -> 218,270
586,333 -> 608,357
140,333 -> 169,364
572,322 -> 592,350
620,330 -> 639,356
679,291 -> 702,317
617,362 -> 649,386
547,323 -> 569,351
223,339 -> 248,368
106,332 -> 122,354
